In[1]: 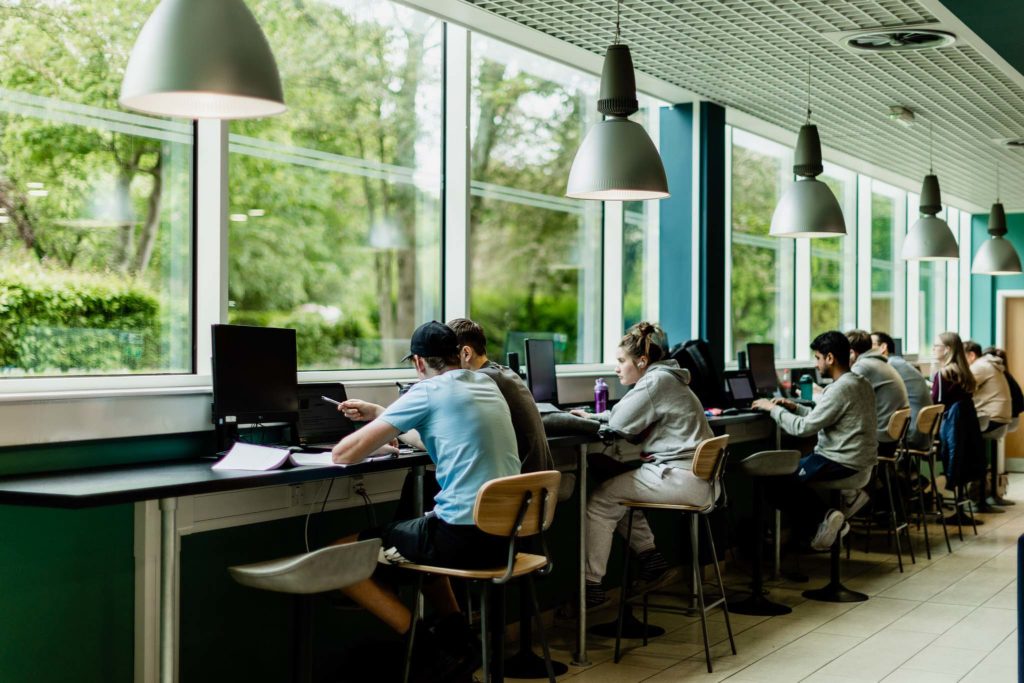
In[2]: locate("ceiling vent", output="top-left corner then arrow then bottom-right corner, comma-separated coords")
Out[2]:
825,24 -> 956,54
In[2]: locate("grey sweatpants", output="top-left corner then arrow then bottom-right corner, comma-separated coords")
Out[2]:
585,461 -> 713,583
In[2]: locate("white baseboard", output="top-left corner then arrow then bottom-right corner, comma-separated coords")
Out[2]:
1006,459 -> 1024,473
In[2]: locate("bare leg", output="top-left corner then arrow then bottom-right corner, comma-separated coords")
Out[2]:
341,578 -> 412,634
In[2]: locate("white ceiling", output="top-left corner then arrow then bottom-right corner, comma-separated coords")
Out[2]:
465,0 -> 1024,213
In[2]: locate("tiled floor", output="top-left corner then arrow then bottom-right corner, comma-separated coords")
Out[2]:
519,474 -> 1021,682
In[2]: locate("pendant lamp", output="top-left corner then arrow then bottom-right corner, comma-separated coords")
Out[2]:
901,125 -> 958,260
120,0 -> 285,119
770,63 -> 846,237
972,168 -> 1022,274
566,0 -> 668,200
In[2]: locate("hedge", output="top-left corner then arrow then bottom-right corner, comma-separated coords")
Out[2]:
0,270 -> 160,374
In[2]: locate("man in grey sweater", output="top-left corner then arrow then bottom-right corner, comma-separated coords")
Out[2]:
753,331 -> 877,550
872,331 -> 933,449
848,329 -> 909,453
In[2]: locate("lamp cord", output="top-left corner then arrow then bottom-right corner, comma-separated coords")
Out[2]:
929,121 -> 934,174
614,0 -> 622,44
805,56 -> 812,124
996,163 -> 1001,202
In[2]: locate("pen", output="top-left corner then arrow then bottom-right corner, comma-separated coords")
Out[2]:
321,396 -> 342,406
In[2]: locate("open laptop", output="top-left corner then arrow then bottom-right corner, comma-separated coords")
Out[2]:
525,338 -> 562,413
723,370 -> 757,411
296,383 -> 357,451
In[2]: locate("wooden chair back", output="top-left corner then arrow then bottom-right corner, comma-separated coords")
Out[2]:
691,435 -> 730,482
474,470 -> 561,538
915,404 -> 945,440
885,408 -> 911,443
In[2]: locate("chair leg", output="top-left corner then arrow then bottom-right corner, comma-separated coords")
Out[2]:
525,575 -> 556,683
893,462 -> 916,566
964,485 -> 978,535
403,575 -> 424,683
883,464 -> 904,573
492,584 -> 506,683
930,452 -> 953,553
480,582 -> 491,683
703,514 -> 735,655
691,514 -> 713,673
292,595 -> 313,683
614,510 -> 634,663
915,458 -> 932,560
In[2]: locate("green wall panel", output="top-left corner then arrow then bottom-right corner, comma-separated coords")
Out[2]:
971,212 -> 1024,347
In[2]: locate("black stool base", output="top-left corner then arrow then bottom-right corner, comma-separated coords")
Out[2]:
591,610 -> 665,639
802,582 -> 868,603
503,650 -> 569,679
727,592 -> 792,616
944,511 -> 984,525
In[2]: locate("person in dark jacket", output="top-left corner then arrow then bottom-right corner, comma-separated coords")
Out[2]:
930,332 -> 976,408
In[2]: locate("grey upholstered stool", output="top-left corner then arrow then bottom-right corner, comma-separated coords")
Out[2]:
979,423 -> 1012,511
804,467 -> 872,603
229,539 -> 382,683
728,450 -> 801,616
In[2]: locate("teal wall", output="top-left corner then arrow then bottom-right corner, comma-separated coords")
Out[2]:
970,212 -> 1024,346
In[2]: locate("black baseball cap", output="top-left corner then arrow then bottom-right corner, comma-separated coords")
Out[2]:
401,321 -> 459,362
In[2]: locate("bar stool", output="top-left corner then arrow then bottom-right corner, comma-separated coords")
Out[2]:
728,449 -> 801,616
803,466 -> 872,603
991,417 -> 1019,506
879,409 -> 915,572
396,471 -> 561,683
229,539 -> 382,683
613,435 -> 736,673
977,422 -> 1010,513
905,404 -> 950,559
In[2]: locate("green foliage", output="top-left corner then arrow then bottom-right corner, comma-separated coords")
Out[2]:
228,309 -> 378,369
0,265 -> 159,373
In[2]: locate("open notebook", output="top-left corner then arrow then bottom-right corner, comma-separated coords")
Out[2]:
213,442 -> 400,471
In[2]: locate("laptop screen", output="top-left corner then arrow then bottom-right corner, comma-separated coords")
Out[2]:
525,338 -> 559,404
296,383 -> 355,444
728,376 -> 754,401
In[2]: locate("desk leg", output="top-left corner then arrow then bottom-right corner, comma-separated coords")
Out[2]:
772,424 -> 782,580
413,465 -> 424,517
159,497 -> 178,683
573,444 -> 590,667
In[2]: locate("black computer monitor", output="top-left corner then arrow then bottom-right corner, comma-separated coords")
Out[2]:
892,337 -> 904,357
525,338 -> 558,404
671,339 -> 727,409
212,324 -> 299,424
747,342 -> 778,397
723,369 -> 755,409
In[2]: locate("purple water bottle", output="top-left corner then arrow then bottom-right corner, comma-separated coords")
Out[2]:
594,377 -> 608,413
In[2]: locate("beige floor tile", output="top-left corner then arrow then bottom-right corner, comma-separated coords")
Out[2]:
801,673 -> 871,683
900,643 -> 989,677
981,583 -> 1016,610
812,627 -> 935,681
929,566 -> 1014,606
932,606 -> 1016,650
887,601 -> 973,634
719,631 -> 862,682
813,597 -> 918,637
563,661 -> 660,683
878,668 -> 960,682
959,631 -> 1018,683
640,652 -> 755,682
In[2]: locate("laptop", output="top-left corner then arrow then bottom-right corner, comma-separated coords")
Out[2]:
525,338 -> 563,413
296,383 -> 357,451
723,370 -> 756,410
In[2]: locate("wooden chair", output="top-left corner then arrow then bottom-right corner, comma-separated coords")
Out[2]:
613,434 -> 736,673
904,404 -> 950,558
879,408 -> 915,572
395,471 -> 561,683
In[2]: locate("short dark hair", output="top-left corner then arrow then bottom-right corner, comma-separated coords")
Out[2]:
422,354 -> 461,372
811,331 -> 851,368
872,331 -> 896,355
963,340 -> 983,357
446,318 -> 487,356
985,346 -> 1006,361
846,329 -> 872,355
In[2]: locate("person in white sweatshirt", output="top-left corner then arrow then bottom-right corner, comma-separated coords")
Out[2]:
571,322 -> 713,608
965,341 -> 1012,430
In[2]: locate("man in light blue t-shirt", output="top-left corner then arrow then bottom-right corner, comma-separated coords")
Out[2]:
328,321 -> 519,673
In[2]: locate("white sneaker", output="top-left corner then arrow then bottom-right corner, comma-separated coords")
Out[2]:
811,509 -> 845,551
840,489 -> 870,519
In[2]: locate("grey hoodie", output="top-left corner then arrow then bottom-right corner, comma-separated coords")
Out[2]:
851,349 -> 910,443
595,360 -> 713,467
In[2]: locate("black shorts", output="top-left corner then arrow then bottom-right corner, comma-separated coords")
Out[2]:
359,514 -> 508,569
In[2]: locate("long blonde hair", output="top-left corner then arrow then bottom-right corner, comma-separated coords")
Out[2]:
937,331 -> 976,394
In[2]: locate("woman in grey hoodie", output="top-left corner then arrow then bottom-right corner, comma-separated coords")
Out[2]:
571,322 -> 714,607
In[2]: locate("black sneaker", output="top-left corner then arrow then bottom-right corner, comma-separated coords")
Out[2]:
636,549 -> 670,582
586,581 -> 609,610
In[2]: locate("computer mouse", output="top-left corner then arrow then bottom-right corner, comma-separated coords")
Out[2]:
721,407 -> 739,416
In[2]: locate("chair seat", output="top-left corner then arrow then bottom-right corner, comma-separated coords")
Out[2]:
807,467 -> 872,491
229,539 -> 381,595
905,449 -> 931,458
877,455 -> 899,464
622,501 -> 711,512
983,424 -> 1010,441
396,553 -> 548,580
736,450 -> 801,477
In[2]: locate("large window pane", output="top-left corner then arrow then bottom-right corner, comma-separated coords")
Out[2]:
728,128 -> 794,360
0,0 -> 193,377
809,166 -> 856,342
230,0 -> 442,370
870,189 -> 899,332
468,36 -> 601,364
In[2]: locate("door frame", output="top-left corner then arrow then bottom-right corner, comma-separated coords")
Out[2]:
996,289 -> 1024,471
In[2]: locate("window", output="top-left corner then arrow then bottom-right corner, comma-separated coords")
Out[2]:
0,1 -> 193,377
229,0 -> 443,370
866,181 -> 904,334
467,36 -> 602,364
808,165 -> 857,344
727,127 -> 795,360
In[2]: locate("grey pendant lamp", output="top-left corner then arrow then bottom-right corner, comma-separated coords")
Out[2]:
901,124 -> 958,260
120,0 -> 285,119
566,0 -> 668,200
770,62 -> 846,237
972,167 -> 1022,275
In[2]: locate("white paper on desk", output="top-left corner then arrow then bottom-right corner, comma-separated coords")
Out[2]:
212,442 -> 292,471
290,445 -> 400,468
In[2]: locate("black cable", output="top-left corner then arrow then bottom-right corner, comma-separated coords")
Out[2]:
357,487 -> 377,527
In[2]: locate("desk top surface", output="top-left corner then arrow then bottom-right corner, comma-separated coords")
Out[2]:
0,415 -> 770,509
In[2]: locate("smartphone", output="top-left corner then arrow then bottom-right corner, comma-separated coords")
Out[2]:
320,395 -> 342,406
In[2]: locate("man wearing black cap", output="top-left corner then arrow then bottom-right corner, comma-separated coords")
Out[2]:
329,321 -> 520,677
